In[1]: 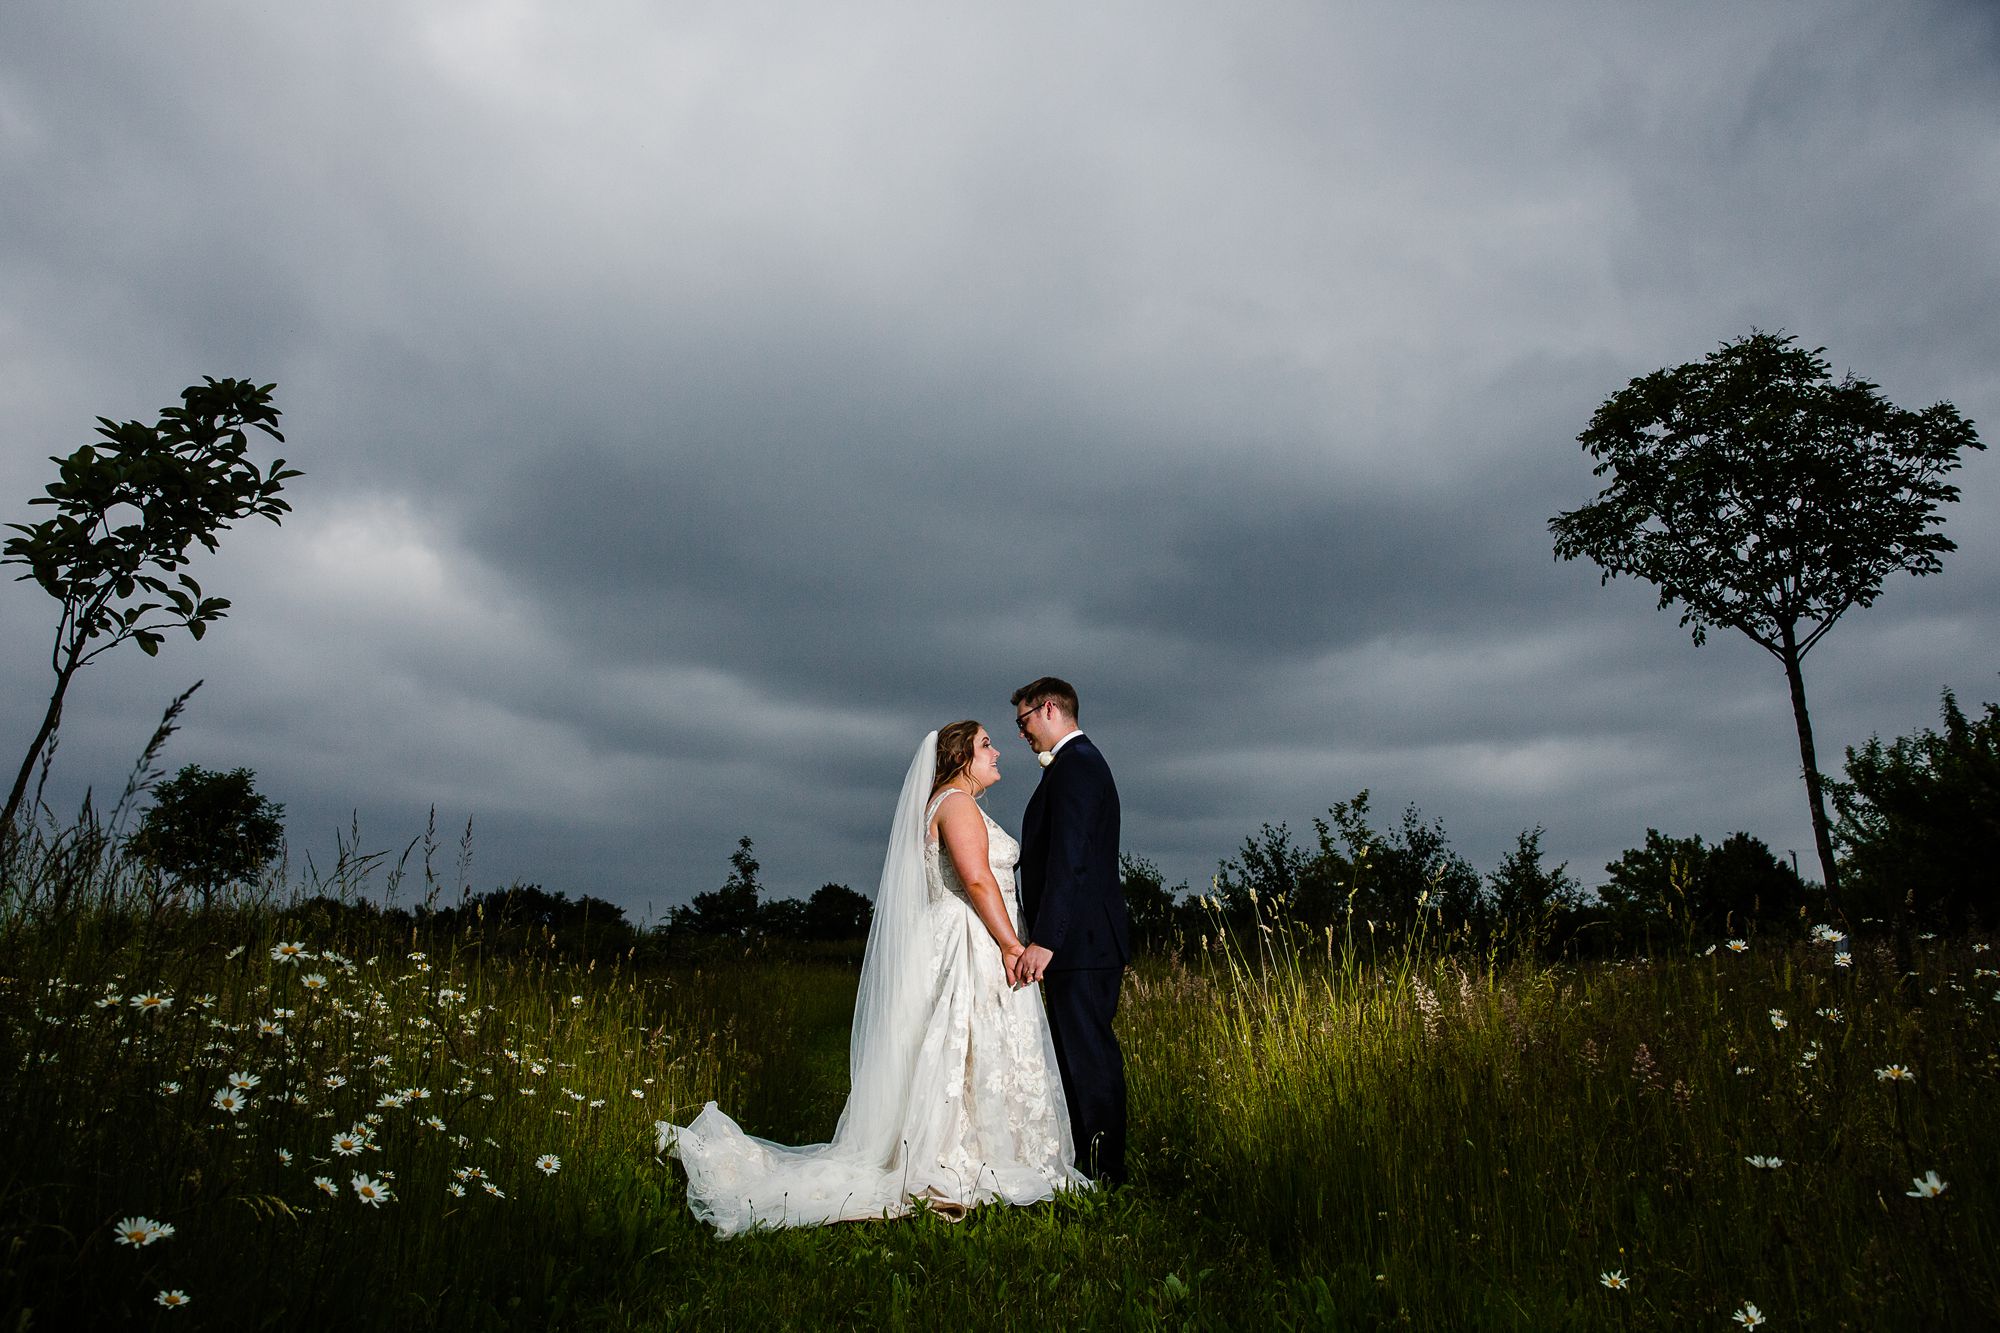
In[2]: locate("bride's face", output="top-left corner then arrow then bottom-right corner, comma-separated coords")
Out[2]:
968,728 -> 1001,789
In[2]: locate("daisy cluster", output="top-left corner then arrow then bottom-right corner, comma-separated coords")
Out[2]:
2,933 -> 687,1319
1587,926 -> 1988,1321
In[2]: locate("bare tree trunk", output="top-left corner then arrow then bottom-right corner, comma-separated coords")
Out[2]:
1777,621 -> 1840,895
2,657 -> 80,837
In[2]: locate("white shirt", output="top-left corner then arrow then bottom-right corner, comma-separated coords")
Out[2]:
1048,729 -> 1084,758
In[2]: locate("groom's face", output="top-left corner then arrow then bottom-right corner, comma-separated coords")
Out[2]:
1014,699 -> 1062,753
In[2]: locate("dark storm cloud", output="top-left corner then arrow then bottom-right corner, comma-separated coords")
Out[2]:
2,0 -> 1997,912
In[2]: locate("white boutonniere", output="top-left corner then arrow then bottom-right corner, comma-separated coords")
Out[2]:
1037,751 -> 1055,769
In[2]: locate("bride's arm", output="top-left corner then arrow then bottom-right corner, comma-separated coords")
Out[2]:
935,797 -> 1026,967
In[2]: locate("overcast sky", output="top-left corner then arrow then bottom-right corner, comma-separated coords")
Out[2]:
2,1 -> 1995,920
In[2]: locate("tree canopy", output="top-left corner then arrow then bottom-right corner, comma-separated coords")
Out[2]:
2,378 -> 299,835
1550,333 -> 1979,654
1834,689 -> 2000,931
1550,331 -> 1983,893
132,765 -> 285,906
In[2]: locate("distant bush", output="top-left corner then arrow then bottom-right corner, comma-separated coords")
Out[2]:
1485,826 -> 1587,957
1591,829 -> 1811,951
792,881 -> 874,941
1190,793 -> 1840,964
1834,688 -> 2000,932
1209,791 -> 1492,949
131,764 -> 285,907
419,882 -> 639,960
653,838 -> 873,962
1119,855 -> 1183,953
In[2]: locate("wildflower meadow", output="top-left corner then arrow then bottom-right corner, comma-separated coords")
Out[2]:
1,830 -> 1994,1330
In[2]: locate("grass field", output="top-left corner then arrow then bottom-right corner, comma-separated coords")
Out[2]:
2,890 -> 1994,1330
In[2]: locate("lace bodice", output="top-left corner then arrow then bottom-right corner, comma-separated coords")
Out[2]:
924,791 -> 1020,905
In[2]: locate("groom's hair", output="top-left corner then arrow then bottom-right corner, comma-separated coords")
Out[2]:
1010,677 -> 1079,722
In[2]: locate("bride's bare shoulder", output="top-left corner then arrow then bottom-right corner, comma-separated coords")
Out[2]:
932,789 -> 990,845
931,787 -> 976,822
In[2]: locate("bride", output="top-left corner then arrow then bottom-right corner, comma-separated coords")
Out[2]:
658,722 -> 1088,1235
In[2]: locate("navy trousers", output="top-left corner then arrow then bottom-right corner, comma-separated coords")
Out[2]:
1043,966 -> 1127,1185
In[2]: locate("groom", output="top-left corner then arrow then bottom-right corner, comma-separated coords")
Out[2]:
1012,676 -> 1129,1186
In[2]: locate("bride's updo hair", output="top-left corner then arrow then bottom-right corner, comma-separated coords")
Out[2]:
933,721 -> 982,793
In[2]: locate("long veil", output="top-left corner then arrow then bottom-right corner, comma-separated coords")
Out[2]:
829,731 -> 939,1160
656,733 -> 943,1234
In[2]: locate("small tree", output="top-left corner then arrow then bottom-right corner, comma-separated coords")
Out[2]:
1119,855 -> 1182,952
132,765 -> 285,907
1597,829 -> 1708,925
801,882 -> 873,941
2,378 -> 299,834
1487,826 -> 1583,954
1551,332 -> 1983,893
1833,689 -> 2000,931
1307,790 -> 1484,937
1596,828 -> 1804,944
423,884 -> 639,959
1213,822 -> 1317,921
1703,832 -> 1808,939
672,836 -> 764,938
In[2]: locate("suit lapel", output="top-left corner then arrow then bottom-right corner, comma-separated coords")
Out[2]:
1024,735 -> 1077,848
1022,760 -> 1050,902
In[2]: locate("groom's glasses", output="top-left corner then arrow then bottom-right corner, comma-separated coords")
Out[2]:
1014,704 -> 1044,734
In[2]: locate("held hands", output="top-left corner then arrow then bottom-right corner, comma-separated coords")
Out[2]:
1002,943 -> 1027,989
1015,943 -> 1054,987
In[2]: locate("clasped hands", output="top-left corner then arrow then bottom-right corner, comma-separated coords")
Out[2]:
1004,942 -> 1055,989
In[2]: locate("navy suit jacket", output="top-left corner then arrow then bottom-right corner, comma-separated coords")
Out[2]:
1019,734 -> 1129,970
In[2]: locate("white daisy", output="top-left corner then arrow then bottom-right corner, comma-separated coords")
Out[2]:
114,1217 -> 175,1247
1907,1170 -> 1948,1199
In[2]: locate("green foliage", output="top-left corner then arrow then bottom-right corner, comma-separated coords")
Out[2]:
1703,833 -> 1808,934
1213,792 -> 1488,944
2,819 -> 1995,1329
1140,927 -> 1998,1329
131,764 -> 285,906
1598,829 -> 1807,946
1202,799 -> 1825,963
1834,689 -> 2000,931
1597,829 -> 1707,921
1550,332 -> 1981,650
1486,826 -> 1585,955
1550,330 -> 1984,894
1213,820 -> 1325,919
671,836 -> 764,939
0,904 -> 728,1329
660,843 -> 873,954
795,882 -> 872,942
1,377 -> 300,832
754,892 -> 808,939
1119,854 -> 1183,951
425,882 -> 642,960
1371,802 -> 1486,929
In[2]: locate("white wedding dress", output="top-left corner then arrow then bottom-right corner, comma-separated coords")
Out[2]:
658,735 -> 1086,1237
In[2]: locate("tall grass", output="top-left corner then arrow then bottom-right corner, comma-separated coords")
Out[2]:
2,822 -> 1993,1329
1126,903 -> 1996,1326
0,833 -> 752,1325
